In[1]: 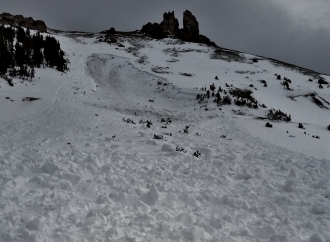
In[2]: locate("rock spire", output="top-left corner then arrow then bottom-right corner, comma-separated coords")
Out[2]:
140,10 -> 215,46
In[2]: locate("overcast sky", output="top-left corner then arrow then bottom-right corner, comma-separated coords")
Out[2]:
1,0 -> 329,75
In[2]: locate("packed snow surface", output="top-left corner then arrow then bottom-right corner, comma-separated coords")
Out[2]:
0,32 -> 330,242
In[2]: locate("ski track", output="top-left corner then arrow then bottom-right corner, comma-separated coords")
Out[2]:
0,34 -> 330,242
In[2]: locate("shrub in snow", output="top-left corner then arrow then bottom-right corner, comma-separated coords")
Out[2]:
318,79 -> 328,85
265,122 -> 272,128
281,80 -> 291,90
222,95 -> 232,105
193,150 -> 201,158
267,109 -> 291,122
153,134 -> 163,140
146,120 -> 152,128
277,74 -> 281,80
210,83 -> 216,91
298,123 -> 304,129
160,118 -> 171,124
206,90 -> 210,99
230,88 -> 258,108
328,124 -> 330,131
123,117 -> 136,124
176,146 -> 187,153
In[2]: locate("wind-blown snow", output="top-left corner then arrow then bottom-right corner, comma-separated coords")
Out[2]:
0,32 -> 329,242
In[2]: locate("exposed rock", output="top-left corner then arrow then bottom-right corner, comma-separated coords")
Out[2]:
182,10 -> 199,41
101,27 -> 116,35
0,12 -> 47,32
140,22 -> 164,39
160,11 -> 179,36
140,10 -> 216,46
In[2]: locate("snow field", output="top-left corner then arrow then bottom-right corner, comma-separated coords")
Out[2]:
0,33 -> 329,241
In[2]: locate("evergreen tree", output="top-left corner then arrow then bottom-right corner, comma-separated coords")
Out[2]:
0,26 -> 68,83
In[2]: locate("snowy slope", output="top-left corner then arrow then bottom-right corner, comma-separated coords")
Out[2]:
0,31 -> 330,242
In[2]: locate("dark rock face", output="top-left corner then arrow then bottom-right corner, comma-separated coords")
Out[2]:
160,11 -> 179,36
140,22 -> 164,39
0,12 -> 47,32
140,10 -> 216,46
182,10 -> 199,41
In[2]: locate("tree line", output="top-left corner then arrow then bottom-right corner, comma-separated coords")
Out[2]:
0,25 -> 68,86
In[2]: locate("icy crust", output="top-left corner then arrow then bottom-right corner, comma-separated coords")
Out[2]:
0,33 -> 329,241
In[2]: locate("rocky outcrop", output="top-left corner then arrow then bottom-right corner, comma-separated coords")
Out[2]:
182,10 -> 199,41
140,22 -> 164,39
0,12 -> 47,32
140,10 -> 216,46
160,11 -> 179,36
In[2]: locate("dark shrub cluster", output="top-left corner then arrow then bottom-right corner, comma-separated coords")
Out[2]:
193,150 -> 201,158
318,79 -> 328,85
229,88 -> 258,108
196,84 -> 263,108
196,84 -> 232,106
267,109 -> 291,122
123,118 -> 136,124
0,25 -> 68,85
265,122 -> 273,128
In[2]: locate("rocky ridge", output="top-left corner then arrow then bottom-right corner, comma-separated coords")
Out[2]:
141,10 -> 216,46
0,12 -> 47,32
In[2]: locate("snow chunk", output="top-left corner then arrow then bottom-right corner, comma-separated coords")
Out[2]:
106,226 -> 124,239
146,140 -> 157,145
182,227 -> 198,240
243,152 -> 253,161
26,217 -> 44,231
134,200 -> 151,213
282,179 -> 295,192
236,167 -> 253,180
288,168 -> 297,178
176,213 -> 196,225
257,226 -> 276,240
5,175 -> 27,190
140,184 -> 159,206
239,229 -> 252,237
314,180 -> 328,190
86,209 -> 97,218
311,203 -> 326,214
210,218 -> 223,229
271,234 -> 288,242
96,194 -> 111,204
310,234 -> 325,242
114,191 -> 138,207
161,144 -> 174,152
133,213 -> 156,227
84,153 -> 102,167
41,162 -> 59,175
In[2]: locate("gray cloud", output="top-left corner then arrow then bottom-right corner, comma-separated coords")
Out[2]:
0,0 -> 329,75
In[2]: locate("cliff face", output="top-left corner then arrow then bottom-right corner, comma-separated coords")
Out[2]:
0,12 -> 47,32
140,10 -> 215,46
160,11 -> 179,36
182,10 -> 199,41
